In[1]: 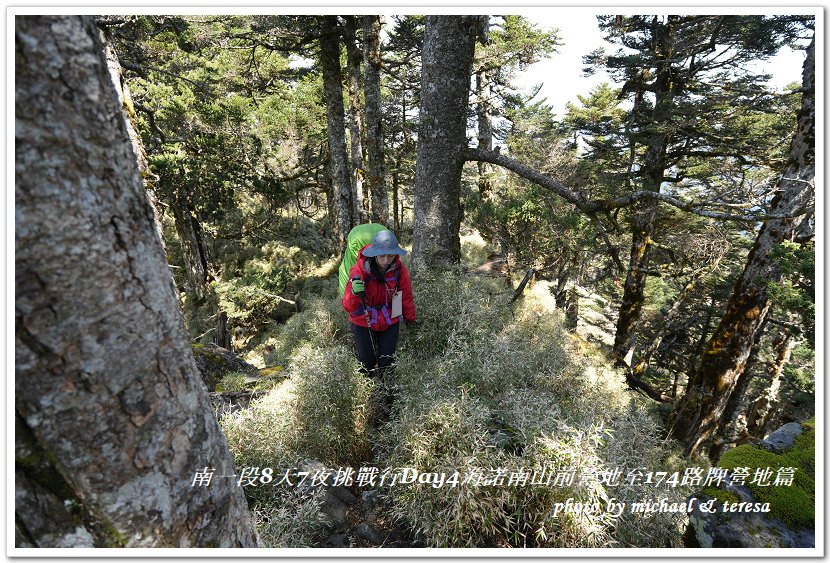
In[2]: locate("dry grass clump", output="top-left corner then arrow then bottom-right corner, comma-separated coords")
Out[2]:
374,273 -> 688,548
459,229 -> 493,268
223,342 -> 370,469
249,486 -> 328,548
222,337 -> 371,547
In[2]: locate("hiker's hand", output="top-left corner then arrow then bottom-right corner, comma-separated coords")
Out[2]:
351,278 -> 365,296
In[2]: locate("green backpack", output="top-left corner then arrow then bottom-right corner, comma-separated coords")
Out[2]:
338,223 -> 387,298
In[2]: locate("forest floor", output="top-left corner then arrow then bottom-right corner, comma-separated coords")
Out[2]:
319,482 -> 422,548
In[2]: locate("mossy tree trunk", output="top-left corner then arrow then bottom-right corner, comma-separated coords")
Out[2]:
709,321 -> 801,461
673,36 -> 815,458
610,19 -> 675,366
363,15 -> 390,226
475,16 -> 494,201
319,15 -> 355,253
706,317 -> 769,461
746,330 -> 798,438
15,15 -> 258,547
411,16 -> 478,270
343,16 -> 368,224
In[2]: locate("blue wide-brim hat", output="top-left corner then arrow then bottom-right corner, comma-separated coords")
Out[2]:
363,229 -> 408,257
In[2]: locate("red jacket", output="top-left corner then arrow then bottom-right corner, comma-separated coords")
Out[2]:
342,246 -> 416,330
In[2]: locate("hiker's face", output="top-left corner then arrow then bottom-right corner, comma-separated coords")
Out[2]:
377,254 -> 395,269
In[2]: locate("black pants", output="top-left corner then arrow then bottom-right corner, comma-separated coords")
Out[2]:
351,322 -> 399,375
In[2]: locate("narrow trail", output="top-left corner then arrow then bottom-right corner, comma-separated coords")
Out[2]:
308,429 -> 422,548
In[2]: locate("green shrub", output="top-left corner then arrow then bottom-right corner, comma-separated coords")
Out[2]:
703,488 -> 742,506
209,213 -> 335,339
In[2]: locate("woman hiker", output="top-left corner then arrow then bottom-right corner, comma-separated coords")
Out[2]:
342,230 -> 416,416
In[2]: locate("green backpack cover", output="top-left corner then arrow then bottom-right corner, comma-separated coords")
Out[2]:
338,223 -> 387,298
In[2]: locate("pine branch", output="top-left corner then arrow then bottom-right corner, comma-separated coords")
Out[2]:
465,147 -> 808,222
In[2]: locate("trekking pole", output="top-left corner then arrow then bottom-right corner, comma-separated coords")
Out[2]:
362,297 -> 380,372
354,278 -> 379,371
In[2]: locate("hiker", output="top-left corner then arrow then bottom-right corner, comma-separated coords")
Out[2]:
342,229 -> 416,379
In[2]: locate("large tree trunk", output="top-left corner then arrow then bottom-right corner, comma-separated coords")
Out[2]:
363,15 -> 390,226
612,198 -> 659,365
706,317 -> 769,461
391,63 -> 412,233
612,171 -> 670,368
392,150 -> 401,231
411,16 -> 478,270
15,15 -> 258,548
673,36 -> 815,458
319,16 -> 354,253
342,16 -> 367,224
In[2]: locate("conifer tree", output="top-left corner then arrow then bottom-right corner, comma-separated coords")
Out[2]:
674,35 -> 814,458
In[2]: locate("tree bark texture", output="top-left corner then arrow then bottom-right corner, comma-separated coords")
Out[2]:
15,15 -> 258,548
476,16 -> 493,201
706,317 -> 768,461
319,16 -> 354,253
342,16 -> 367,224
391,63 -> 412,232
363,15 -> 390,226
673,36 -> 815,458
411,16 -> 478,270
101,31 -> 166,251
476,70 -> 494,201
612,198 -> 659,366
392,152 -> 401,231
215,311 -> 233,351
